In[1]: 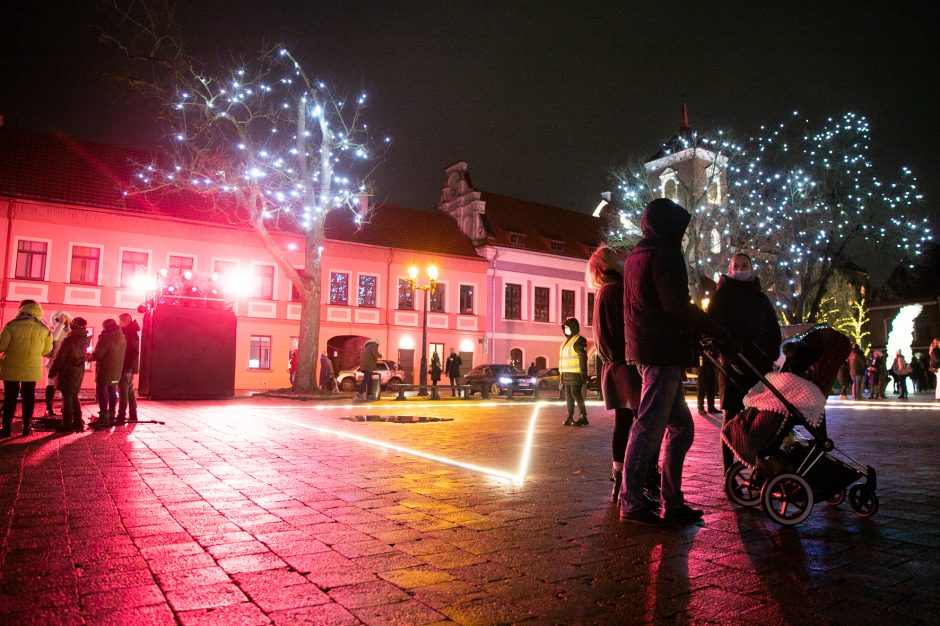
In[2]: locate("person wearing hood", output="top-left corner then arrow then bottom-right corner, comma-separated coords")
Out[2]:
116,313 -> 140,424
43,310 -> 72,417
89,318 -> 126,427
559,317 -> 589,426
49,317 -> 90,432
707,252 -> 782,473
357,338 -> 382,401
0,300 -> 53,437
620,198 -> 729,525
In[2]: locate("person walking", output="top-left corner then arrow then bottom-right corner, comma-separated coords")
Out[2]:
892,351 -> 911,399
559,317 -> 589,426
588,245 -> 649,502
429,352 -> 442,390
620,198 -> 728,525
115,313 -> 140,424
929,339 -> 940,401
357,338 -> 381,401
445,348 -> 462,397
49,317 -> 90,432
848,345 -> 868,400
43,310 -> 72,417
89,319 -> 126,427
319,351 -> 335,391
0,300 -> 53,437
706,251 -> 781,475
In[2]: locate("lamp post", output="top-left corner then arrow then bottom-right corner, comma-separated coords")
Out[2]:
408,264 -> 438,396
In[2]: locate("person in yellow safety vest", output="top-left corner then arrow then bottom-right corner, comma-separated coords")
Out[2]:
560,317 -> 589,426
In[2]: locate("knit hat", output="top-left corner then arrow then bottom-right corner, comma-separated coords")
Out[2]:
71,317 -> 88,330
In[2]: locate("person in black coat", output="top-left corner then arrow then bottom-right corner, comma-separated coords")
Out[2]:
707,252 -> 782,473
620,198 -> 729,525
445,348 -> 462,397
116,313 -> 140,424
589,245 -> 658,502
49,317 -> 90,432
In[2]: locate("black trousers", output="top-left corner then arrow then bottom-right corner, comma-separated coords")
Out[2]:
564,383 -> 586,417
2,380 -> 36,430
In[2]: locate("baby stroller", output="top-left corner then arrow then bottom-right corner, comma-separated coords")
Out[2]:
702,326 -> 878,526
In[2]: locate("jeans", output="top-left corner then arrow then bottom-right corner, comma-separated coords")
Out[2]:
852,374 -> 864,400
96,382 -> 118,415
118,370 -> 137,418
620,364 -> 694,513
564,382 -> 586,417
448,376 -> 460,396
2,380 -> 36,431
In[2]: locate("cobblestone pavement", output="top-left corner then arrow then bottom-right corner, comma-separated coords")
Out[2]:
1,393 -> 938,625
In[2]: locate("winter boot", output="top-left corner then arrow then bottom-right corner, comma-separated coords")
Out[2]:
92,411 -> 113,428
21,417 -> 32,436
72,412 -> 85,432
611,469 -> 623,502
574,416 -> 589,427
45,385 -> 57,416
563,416 -> 575,426
114,412 -> 126,426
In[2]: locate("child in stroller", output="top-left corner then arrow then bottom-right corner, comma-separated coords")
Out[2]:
707,326 -> 879,526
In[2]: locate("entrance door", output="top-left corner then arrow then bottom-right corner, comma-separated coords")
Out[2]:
398,349 -> 415,384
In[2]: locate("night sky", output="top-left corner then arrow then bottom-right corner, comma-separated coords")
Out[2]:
3,1 -> 937,215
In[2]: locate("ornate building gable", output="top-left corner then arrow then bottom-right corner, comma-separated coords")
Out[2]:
437,161 -> 489,244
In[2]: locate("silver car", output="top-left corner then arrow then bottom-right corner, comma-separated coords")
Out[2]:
337,360 -> 406,392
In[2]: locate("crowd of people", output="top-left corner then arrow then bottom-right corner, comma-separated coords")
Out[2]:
838,340 -> 940,400
0,299 -> 140,437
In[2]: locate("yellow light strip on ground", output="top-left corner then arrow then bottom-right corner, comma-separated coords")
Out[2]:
253,403 -> 547,484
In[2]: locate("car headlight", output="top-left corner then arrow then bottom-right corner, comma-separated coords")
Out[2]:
498,377 -> 512,385
530,377 -> 537,384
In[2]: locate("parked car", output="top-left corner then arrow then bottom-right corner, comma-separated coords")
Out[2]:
464,364 -> 537,396
337,360 -> 406,392
535,367 -> 560,389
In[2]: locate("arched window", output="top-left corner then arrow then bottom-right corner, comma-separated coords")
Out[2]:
664,178 -> 678,201
535,356 -> 547,370
509,348 -> 523,370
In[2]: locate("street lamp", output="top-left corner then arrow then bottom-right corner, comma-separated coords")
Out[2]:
408,264 -> 438,396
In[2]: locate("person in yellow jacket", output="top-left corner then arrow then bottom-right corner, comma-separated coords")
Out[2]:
0,300 -> 53,437
560,317 -> 589,426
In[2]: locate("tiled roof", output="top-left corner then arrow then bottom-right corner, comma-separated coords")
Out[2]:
325,204 -> 481,258
478,191 -> 602,259
0,127 -> 480,258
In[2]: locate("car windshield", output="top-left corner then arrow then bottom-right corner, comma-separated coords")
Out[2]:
492,365 -> 523,376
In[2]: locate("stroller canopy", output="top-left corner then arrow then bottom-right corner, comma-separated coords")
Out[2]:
781,325 -> 852,396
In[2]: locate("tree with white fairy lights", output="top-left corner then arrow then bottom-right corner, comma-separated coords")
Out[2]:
107,3 -> 386,391
607,111 -> 932,323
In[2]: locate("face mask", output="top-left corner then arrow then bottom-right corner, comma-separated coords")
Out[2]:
730,270 -> 752,281
564,327 -> 572,336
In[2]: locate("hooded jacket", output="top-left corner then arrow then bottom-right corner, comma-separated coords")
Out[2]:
623,199 -> 717,366
49,327 -> 90,394
359,339 -> 382,372
91,320 -> 126,384
559,318 -> 587,381
0,302 -> 53,382
121,319 -> 141,373
707,274 -> 782,374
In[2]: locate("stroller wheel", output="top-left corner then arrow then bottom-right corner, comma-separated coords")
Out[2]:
826,490 -> 846,506
761,473 -> 814,526
848,485 -> 879,517
724,462 -> 763,507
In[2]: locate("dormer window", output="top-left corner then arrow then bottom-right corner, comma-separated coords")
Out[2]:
549,241 -> 565,252
509,233 -> 526,245
660,167 -> 679,201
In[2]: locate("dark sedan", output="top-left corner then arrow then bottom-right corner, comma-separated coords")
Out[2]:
464,364 -> 538,396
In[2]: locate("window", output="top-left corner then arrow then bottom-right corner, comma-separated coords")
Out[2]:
663,178 -> 678,201
429,283 -> 445,312
291,268 -> 305,302
15,240 -> 47,280
69,245 -> 100,285
249,336 -> 271,369
253,264 -> 275,300
327,272 -> 348,305
587,292 -> 595,327
120,250 -> 149,288
358,275 -> 377,307
398,279 -> 414,310
533,287 -> 549,322
509,233 -> 526,245
509,348 -> 523,370
168,255 -> 195,273
549,241 -> 565,252
459,285 -> 474,315
561,289 -> 575,321
505,283 -> 522,320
